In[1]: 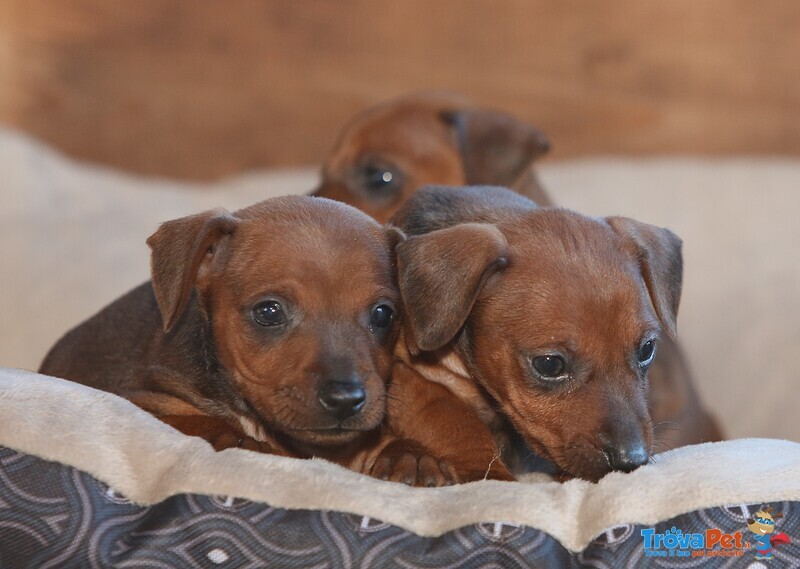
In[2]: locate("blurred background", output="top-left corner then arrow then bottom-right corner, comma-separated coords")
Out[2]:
2,1 -> 800,177
1,1 -> 798,441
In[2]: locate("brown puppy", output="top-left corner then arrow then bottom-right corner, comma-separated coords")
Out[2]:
40,196 -> 439,476
314,92 -> 552,222
384,185 -> 686,482
316,93 -> 721,451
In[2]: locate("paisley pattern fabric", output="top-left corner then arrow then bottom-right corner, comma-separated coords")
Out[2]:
0,447 -> 798,568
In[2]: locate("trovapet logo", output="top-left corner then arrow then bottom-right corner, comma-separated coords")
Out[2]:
641,527 -> 748,559
641,504 -> 792,560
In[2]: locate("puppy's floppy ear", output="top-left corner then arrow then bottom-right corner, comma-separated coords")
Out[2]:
147,209 -> 238,332
383,224 -> 406,278
397,223 -> 508,353
440,108 -> 550,188
606,217 -> 683,339
384,225 -> 407,253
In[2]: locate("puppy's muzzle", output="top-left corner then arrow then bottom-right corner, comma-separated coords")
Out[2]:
318,378 -> 367,420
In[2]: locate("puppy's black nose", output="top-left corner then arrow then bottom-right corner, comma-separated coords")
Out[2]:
604,443 -> 649,473
318,381 -> 366,419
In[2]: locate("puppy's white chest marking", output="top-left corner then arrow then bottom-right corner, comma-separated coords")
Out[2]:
398,341 -> 498,426
237,415 -> 268,442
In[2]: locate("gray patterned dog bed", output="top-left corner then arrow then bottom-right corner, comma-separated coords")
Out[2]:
1,368 -> 799,568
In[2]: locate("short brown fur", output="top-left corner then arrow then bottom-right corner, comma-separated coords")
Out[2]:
388,185 -> 693,482
314,93 -> 552,223
40,196 -> 435,475
316,94 -> 721,465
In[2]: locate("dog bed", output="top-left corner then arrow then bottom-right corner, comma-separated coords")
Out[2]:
1,367 -> 799,567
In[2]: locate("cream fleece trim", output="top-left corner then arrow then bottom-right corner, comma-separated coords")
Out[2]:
1,367 -> 798,552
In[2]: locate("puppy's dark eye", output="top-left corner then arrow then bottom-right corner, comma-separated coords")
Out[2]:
370,304 -> 394,331
637,339 -> 656,367
532,355 -> 566,379
252,301 -> 286,327
361,164 -> 401,194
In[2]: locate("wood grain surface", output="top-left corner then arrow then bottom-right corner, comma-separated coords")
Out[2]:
1,1 -> 799,179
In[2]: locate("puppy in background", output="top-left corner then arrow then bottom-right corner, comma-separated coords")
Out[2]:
314,93 -> 721,452
40,196 -> 452,483
314,92 -> 552,222
384,185 -> 686,482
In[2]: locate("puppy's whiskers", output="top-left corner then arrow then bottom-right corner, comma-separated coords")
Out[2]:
382,392 -> 409,410
483,444 -> 504,480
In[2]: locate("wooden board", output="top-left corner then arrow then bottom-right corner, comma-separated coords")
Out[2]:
1,1 -> 799,179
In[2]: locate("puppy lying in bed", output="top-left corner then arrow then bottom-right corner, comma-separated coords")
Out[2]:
314,93 -> 721,454
39,196 -> 454,481
384,185 -> 684,482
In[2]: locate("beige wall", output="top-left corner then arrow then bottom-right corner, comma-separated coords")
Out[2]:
1,1 -> 799,179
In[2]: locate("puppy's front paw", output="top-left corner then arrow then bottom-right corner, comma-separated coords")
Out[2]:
369,439 -> 458,487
